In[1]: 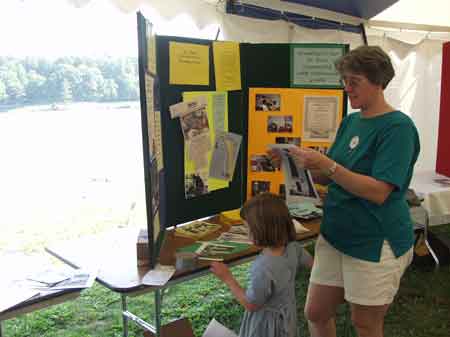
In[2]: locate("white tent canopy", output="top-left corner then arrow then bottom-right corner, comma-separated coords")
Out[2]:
66,0 -> 449,172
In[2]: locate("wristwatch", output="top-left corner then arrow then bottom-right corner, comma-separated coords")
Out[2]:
323,161 -> 337,177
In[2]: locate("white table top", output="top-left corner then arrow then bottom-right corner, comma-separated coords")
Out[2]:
410,170 -> 450,226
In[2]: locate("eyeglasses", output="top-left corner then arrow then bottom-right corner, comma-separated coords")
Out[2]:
339,76 -> 366,89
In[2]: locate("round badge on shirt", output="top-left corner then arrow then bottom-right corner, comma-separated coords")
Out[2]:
349,136 -> 359,150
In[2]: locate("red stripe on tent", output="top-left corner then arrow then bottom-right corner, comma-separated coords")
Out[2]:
436,41 -> 450,177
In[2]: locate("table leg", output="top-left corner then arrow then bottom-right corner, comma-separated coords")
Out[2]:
423,208 -> 440,269
121,294 -> 128,337
154,289 -> 162,337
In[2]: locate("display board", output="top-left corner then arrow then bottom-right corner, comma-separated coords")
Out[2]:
247,88 -> 345,199
152,36 -> 245,227
137,12 -> 348,268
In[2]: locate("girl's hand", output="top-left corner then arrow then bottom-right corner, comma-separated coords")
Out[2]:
210,261 -> 233,282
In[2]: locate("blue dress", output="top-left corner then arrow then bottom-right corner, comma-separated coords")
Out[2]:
239,242 -> 307,337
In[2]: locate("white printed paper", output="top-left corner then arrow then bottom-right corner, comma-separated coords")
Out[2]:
142,264 -> 176,286
209,132 -> 242,181
268,144 -> 319,203
202,319 -> 238,337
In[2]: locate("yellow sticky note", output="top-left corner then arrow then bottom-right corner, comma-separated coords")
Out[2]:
169,42 -> 209,85
213,41 -> 241,91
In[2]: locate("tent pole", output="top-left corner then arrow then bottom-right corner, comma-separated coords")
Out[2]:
360,23 -> 368,45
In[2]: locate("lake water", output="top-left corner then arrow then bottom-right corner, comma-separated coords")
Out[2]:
0,102 -> 147,251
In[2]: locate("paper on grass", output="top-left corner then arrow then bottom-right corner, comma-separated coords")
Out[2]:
202,318 -> 238,337
142,264 -> 176,286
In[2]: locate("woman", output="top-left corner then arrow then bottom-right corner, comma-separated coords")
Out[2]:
281,45 -> 420,337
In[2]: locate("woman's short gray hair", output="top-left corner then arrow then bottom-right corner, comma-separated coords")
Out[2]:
335,45 -> 395,89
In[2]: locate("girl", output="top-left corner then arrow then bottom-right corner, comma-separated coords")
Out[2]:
211,193 -> 313,337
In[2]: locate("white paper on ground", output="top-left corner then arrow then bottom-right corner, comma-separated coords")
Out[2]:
142,264 -> 176,286
202,318 -> 238,337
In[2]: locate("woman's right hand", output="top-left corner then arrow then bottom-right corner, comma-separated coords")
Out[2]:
267,149 -> 282,170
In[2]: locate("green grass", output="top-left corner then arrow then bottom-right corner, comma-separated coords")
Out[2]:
3,224 -> 450,337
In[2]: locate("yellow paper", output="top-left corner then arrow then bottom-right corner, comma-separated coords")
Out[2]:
213,41 -> 242,91
147,35 -> 156,74
146,21 -> 157,74
154,110 -> 164,170
183,91 -> 229,192
170,42 -> 209,85
221,209 -> 241,221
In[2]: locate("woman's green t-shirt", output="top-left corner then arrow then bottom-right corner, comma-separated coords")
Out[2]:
322,110 -> 420,262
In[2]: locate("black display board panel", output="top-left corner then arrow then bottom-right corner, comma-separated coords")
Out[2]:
155,35 -> 245,227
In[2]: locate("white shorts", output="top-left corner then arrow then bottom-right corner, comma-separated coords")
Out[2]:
310,235 -> 413,306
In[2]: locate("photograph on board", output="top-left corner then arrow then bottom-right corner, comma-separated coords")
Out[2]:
255,93 -> 281,111
267,116 -> 293,133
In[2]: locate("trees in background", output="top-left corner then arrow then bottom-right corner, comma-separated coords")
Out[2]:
0,56 -> 139,105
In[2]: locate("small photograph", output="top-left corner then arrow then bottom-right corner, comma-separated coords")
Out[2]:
267,116 -> 293,133
276,137 -> 301,146
279,184 -> 286,200
289,170 -> 318,199
251,180 -> 271,196
308,146 -> 328,154
185,172 -> 208,199
256,94 -> 281,111
180,107 -> 209,141
250,154 -> 276,172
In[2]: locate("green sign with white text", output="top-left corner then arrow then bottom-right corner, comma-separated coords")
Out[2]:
291,44 -> 346,88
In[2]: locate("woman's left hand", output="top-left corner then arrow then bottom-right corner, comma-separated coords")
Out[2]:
288,147 -> 331,171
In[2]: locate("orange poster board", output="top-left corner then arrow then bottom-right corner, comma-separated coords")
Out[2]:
247,87 -> 344,200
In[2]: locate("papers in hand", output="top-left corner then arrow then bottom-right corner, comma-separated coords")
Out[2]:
202,319 -> 238,337
142,264 -> 176,286
268,144 -> 320,203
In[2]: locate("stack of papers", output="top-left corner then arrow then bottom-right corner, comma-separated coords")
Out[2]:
288,202 -> 323,220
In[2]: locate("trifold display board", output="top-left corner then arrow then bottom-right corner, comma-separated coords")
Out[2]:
137,12 -> 347,268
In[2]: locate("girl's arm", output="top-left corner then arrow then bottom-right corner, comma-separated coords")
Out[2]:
210,262 -> 261,312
